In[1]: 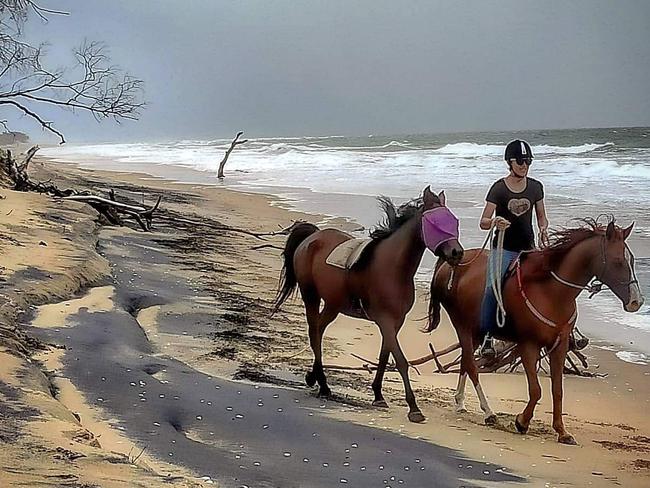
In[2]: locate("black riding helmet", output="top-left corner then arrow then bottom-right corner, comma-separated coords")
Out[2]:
504,139 -> 534,165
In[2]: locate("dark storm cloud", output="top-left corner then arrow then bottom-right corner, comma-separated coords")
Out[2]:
8,0 -> 650,142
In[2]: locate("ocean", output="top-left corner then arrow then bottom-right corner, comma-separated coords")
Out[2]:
42,127 -> 650,360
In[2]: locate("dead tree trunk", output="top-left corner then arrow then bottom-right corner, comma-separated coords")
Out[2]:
217,131 -> 248,178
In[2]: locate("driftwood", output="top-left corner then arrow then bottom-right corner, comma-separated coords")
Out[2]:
251,243 -> 284,251
0,146 -> 162,231
64,194 -> 161,231
336,331 -> 599,378
217,131 -> 248,178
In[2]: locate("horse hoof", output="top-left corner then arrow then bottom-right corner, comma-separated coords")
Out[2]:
558,434 -> 577,445
408,411 -> 426,423
372,400 -> 389,409
305,372 -> 316,387
515,415 -> 528,434
317,387 -> 331,398
455,406 -> 467,413
484,414 -> 498,426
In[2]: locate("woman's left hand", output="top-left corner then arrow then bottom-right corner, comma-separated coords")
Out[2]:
539,227 -> 550,248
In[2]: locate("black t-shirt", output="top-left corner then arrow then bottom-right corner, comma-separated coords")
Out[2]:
486,177 -> 544,252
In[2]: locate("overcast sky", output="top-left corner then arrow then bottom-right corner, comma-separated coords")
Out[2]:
7,0 -> 650,142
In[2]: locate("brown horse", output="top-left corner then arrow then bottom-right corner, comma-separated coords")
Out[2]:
427,219 -> 644,443
273,186 -> 464,422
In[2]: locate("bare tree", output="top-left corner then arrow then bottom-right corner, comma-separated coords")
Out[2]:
0,1 -> 145,143
218,131 -> 248,178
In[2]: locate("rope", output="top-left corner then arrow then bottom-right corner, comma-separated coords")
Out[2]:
490,225 -> 507,328
445,224 -> 494,291
457,228 -> 493,268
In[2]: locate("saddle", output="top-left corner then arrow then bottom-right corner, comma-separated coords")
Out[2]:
325,238 -> 373,270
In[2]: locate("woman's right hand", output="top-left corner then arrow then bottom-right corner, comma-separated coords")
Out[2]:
493,216 -> 511,231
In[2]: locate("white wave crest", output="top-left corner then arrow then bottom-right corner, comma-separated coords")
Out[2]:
616,350 -> 650,365
533,142 -> 614,154
433,143 -> 503,157
380,140 -> 412,148
433,142 -> 614,158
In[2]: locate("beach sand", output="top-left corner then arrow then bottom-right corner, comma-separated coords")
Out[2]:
1,155 -> 649,487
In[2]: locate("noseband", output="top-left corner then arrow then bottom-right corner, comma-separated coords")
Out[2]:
551,236 -> 639,297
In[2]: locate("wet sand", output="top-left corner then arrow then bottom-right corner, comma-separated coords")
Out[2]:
1,155 -> 650,487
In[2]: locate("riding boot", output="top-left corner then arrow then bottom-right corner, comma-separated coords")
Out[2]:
479,333 -> 496,359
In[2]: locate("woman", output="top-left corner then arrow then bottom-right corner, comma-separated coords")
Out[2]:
478,139 -> 549,357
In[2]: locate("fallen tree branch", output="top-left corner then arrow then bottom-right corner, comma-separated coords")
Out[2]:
0,148 -> 161,231
18,145 -> 39,172
410,342 -> 460,366
251,243 -> 283,251
407,336 -> 594,377
64,194 -> 147,212
323,363 -> 376,373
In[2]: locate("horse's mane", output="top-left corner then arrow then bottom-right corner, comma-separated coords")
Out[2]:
352,195 -> 429,270
521,217 -> 612,279
370,196 -> 424,241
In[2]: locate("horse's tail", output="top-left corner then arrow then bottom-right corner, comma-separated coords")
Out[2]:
425,257 -> 448,332
272,222 -> 320,315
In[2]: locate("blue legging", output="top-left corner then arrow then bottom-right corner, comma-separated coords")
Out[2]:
479,249 -> 520,335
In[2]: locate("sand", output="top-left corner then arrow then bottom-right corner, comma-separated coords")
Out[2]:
1,155 -> 649,487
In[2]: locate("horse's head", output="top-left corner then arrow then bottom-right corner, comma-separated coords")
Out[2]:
598,221 -> 644,312
421,186 -> 464,266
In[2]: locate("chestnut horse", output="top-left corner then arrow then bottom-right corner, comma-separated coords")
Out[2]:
427,219 -> 644,443
273,186 -> 463,422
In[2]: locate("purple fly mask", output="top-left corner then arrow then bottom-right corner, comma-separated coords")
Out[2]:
421,207 -> 460,252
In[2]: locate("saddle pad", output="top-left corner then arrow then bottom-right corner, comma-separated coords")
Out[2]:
326,238 -> 374,269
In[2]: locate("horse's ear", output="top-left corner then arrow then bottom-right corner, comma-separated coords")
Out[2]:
623,222 -> 634,240
423,185 -> 436,206
606,221 -> 616,241
438,190 -> 446,206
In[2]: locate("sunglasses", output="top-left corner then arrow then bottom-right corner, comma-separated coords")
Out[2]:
510,158 -> 532,166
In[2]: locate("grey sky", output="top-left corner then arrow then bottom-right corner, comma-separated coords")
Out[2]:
8,0 -> 650,142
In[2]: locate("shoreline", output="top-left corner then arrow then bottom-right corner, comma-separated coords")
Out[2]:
1,154 -> 649,486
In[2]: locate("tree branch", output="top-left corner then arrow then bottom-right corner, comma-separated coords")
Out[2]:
0,96 -> 65,142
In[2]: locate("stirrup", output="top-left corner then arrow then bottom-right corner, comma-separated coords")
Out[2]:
479,334 -> 496,359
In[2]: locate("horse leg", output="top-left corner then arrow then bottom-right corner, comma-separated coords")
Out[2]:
459,334 -> 497,425
549,337 -> 577,445
301,286 -> 321,388
454,369 -> 468,413
515,343 -> 541,434
309,305 -> 339,397
302,287 -> 334,396
382,327 -> 424,423
371,337 -> 390,408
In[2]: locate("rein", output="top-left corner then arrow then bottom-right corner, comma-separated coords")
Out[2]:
515,260 -> 578,329
550,271 -> 604,298
444,225 -> 494,291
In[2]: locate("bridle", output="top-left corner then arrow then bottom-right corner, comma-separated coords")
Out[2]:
550,236 -> 639,297
521,235 -> 639,329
